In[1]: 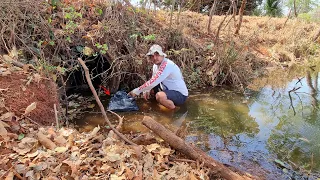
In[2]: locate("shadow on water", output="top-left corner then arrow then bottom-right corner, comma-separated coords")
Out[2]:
74,66 -> 320,179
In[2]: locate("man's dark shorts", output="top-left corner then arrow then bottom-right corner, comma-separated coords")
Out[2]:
153,84 -> 188,105
163,90 -> 187,105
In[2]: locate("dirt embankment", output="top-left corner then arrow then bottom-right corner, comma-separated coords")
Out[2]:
1,57 -> 59,125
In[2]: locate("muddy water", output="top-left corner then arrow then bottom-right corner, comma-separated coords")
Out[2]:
74,67 -> 320,179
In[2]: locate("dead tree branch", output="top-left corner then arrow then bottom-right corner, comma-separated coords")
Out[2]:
293,0 -> 297,17
235,0 -> 247,35
283,8 -> 292,28
207,0 -> 218,33
107,110 -> 124,130
142,116 -> 253,180
314,28 -> 320,42
78,58 -> 136,146
169,0 -> 176,29
215,2 -> 233,42
288,86 -> 301,116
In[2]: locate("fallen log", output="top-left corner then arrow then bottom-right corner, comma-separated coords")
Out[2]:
142,116 -> 254,180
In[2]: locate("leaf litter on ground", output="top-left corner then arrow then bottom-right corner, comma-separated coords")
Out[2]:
0,115 -> 210,180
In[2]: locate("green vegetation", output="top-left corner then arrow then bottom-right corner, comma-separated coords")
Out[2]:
264,0 -> 283,17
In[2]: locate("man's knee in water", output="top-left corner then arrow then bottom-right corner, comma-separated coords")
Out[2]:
155,91 -> 167,102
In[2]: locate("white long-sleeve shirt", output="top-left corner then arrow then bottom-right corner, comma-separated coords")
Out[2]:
132,58 -> 188,96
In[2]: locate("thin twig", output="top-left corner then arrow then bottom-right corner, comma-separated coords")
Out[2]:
0,161 -> 18,179
295,77 -> 304,86
171,158 -> 196,163
288,87 -> 301,116
25,116 -> 40,126
107,110 -> 124,130
13,169 -> 23,180
54,104 -> 59,129
294,92 -> 304,117
215,2 -> 233,42
78,58 -> 136,146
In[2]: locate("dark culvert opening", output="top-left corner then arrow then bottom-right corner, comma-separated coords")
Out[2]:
64,46 -> 111,96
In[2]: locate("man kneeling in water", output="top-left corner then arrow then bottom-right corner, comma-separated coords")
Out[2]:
129,44 -> 188,109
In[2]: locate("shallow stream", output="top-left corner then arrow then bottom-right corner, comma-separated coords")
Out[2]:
74,66 -> 320,179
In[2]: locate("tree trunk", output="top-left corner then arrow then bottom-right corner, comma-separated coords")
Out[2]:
123,0 -> 133,8
142,116 -> 253,180
215,2 -> 232,42
293,0 -> 297,17
306,71 -> 317,95
314,73 -> 318,91
176,1 -> 183,25
153,1 -> 157,15
314,28 -> 320,42
207,0 -> 218,33
234,0 -> 247,35
283,8 -> 292,28
148,0 -> 152,14
232,0 -> 237,27
142,0 -> 148,9
169,0 -> 176,29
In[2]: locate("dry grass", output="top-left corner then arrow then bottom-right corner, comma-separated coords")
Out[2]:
154,10 -> 320,89
1,1 -> 319,91
156,10 -> 320,63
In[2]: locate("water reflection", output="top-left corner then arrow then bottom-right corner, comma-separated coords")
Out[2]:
249,69 -> 320,175
187,91 -> 259,137
75,67 -> 320,179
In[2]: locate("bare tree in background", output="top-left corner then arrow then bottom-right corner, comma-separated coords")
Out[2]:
223,0 -> 237,30
141,0 -> 148,9
232,0 -> 238,27
207,0 -> 218,33
234,0 -> 247,35
123,0 -> 133,7
306,71 -> 318,111
169,0 -> 176,29
215,2 -> 233,42
314,28 -> 320,42
283,8 -> 292,28
293,0 -> 297,17
176,0 -> 185,25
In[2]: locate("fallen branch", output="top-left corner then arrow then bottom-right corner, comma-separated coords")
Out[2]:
0,162 -> 18,179
78,58 -> 136,146
142,116 -> 253,180
107,110 -> 123,130
25,116 -> 40,126
169,157 -> 196,163
13,169 -> 23,180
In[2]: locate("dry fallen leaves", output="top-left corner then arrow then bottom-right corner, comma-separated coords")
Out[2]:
0,121 -> 8,140
12,137 -> 38,156
0,122 -> 209,179
0,112 -> 14,122
37,132 -> 56,150
24,102 -> 37,115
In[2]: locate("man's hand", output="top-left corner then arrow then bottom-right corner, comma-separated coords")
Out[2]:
128,91 -> 137,98
143,91 -> 150,101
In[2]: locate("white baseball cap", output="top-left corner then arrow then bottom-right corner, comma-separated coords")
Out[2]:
146,44 -> 167,57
